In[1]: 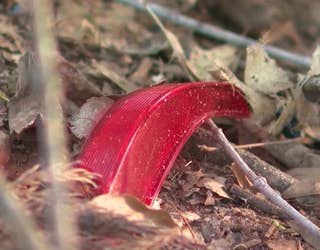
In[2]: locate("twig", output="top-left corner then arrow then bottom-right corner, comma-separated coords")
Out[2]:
205,119 -> 320,249
32,0 -> 77,249
116,0 -> 311,68
229,184 -> 289,220
198,137 -> 304,152
237,150 -> 297,192
0,175 -> 49,250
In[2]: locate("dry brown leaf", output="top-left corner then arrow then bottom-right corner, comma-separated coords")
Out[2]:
196,177 -> 231,199
182,170 -> 204,192
57,0 -> 169,59
204,190 -> 215,205
57,1 -> 134,44
186,46 -> 276,122
189,50 -> 276,122
8,52 -> 103,134
147,7 -> 185,62
69,97 -> 113,139
146,6 -> 194,81
186,45 -> 238,80
189,193 -> 205,205
129,57 -> 153,84
8,52 -> 44,134
92,60 -> 139,93
57,56 -> 103,103
90,194 -> 178,229
180,211 -> 201,222
148,4 -> 278,122
148,4 -> 276,122
245,44 -> 292,94
210,63 -> 276,122
11,165 -> 99,213
231,163 -> 252,189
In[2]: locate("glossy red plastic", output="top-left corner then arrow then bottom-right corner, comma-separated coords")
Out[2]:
76,82 -> 250,205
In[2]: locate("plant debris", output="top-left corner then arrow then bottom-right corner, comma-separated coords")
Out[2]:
1,0 -> 320,249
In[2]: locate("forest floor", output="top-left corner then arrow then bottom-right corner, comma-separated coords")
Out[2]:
0,1 -> 320,249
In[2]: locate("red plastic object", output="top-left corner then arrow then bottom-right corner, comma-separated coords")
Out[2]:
76,82 -> 250,205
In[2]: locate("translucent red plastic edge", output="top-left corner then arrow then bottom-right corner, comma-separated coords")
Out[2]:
76,82 -> 250,205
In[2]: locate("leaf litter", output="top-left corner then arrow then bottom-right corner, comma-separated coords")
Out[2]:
1,0 -> 320,249
70,96 -> 114,139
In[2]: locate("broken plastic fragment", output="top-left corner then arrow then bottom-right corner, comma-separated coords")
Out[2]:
76,82 -> 250,205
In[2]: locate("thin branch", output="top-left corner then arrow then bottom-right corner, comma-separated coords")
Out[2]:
32,0 -> 77,249
205,119 -> 320,249
0,175 -> 49,250
116,0 -> 311,69
198,137 -> 304,152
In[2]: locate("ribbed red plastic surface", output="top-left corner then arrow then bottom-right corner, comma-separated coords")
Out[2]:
77,82 -> 250,205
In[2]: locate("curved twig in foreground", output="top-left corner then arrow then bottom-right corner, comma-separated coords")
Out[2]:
206,119 -> 320,249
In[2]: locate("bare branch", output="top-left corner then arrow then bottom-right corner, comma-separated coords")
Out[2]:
205,119 -> 320,249
32,0 -> 77,249
116,0 -> 311,68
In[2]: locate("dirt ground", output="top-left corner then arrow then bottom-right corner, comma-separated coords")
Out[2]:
0,0 -> 320,249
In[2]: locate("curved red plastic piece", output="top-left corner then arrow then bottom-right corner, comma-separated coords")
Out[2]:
76,82 -> 250,205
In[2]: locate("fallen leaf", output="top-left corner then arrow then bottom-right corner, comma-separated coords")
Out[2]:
129,57 -> 153,84
8,52 -> 103,134
57,56 -> 103,104
57,1 -> 134,44
182,170 -> 205,192
189,51 -> 276,122
189,193 -> 206,205
90,194 -> 178,229
245,44 -> 292,94
148,7 -> 275,122
204,190 -> 215,205
70,97 -> 113,139
92,60 -> 139,93
147,7 -> 185,63
186,45 -> 238,80
231,163 -> 252,189
197,177 -> 231,199
57,0 -> 168,61
122,39 -> 169,56
146,6 -> 193,80
210,63 -> 276,122
180,211 -> 201,222
8,52 -> 44,134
